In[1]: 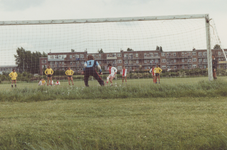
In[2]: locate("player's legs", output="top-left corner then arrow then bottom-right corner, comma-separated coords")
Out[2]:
50,77 -> 53,86
109,76 -> 114,86
14,80 -> 17,87
122,76 -> 124,83
68,77 -> 71,85
47,77 -> 49,86
71,77 -> 74,85
11,80 -> 14,88
158,75 -> 160,83
92,70 -> 104,86
84,70 -> 90,87
125,76 -> 127,83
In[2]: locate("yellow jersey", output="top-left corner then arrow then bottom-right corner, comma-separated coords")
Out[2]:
42,80 -> 46,84
154,67 -> 162,74
45,68 -> 54,75
65,69 -> 74,76
9,72 -> 18,80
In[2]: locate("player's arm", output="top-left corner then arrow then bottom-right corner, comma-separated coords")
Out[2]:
15,73 -> 18,78
9,72 -> 12,78
44,69 -> 47,75
51,69 -> 54,75
96,61 -> 102,74
65,70 -> 68,75
149,68 -> 152,73
114,67 -> 117,75
71,70 -> 74,75
159,68 -> 162,73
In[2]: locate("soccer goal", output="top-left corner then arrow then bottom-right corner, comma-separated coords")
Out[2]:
0,14 -> 225,85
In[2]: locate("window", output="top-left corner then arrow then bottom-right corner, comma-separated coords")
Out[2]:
118,60 -> 122,63
144,60 -> 147,63
117,53 -> 122,57
42,65 -> 45,68
98,61 -> 101,64
166,53 -> 169,56
181,52 -> 184,56
55,62 -> 58,65
185,52 -> 187,55
173,53 -> 176,56
193,58 -> 197,62
70,62 -> 73,65
42,60 -> 46,64
188,59 -> 192,62
174,59 -> 176,63
204,65 -> 207,69
136,53 -> 138,57
155,60 -> 159,63
182,65 -> 185,69
136,60 -> 139,64
150,53 -> 154,57
154,53 -> 158,57
182,59 -> 184,62
124,54 -> 128,58
124,60 -> 128,64
162,59 -> 166,63
145,67 -> 147,69
161,53 -> 165,57
70,55 -> 72,58
192,52 -> 197,56
75,55 -> 79,58
80,54 -> 84,58
199,59 -> 202,62
144,53 -> 147,57
203,52 -> 207,56
118,66 -> 122,70
174,66 -> 177,69
203,59 -> 207,62
193,64 -> 197,68
198,52 -> 202,56
162,66 -> 166,69
218,52 -> 222,55
62,62 -> 64,65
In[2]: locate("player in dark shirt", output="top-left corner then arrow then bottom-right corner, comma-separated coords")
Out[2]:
212,55 -> 217,79
81,55 -> 104,87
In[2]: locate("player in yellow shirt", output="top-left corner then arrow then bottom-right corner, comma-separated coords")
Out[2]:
9,69 -> 18,88
154,64 -> 162,84
44,66 -> 54,86
65,67 -> 74,85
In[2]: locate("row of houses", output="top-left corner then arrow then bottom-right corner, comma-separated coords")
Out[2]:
39,49 -> 227,75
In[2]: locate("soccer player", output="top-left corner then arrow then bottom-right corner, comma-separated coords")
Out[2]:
149,66 -> 156,83
9,69 -> 18,88
65,67 -> 74,85
55,80 -> 60,85
212,55 -> 217,79
82,55 -> 104,87
45,66 -> 54,86
154,64 -> 162,84
107,64 -> 117,86
122,66 -> 127,85
38,79 -> 46,86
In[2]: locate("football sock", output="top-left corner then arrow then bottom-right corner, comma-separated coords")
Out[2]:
11,84 -> 13,88
15,84 -> 17,87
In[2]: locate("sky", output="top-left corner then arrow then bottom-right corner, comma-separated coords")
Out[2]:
0,0 -> 226,65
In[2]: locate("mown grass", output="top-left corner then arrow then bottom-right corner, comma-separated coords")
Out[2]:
0,78 -> 227,102
0,97 -> 227,149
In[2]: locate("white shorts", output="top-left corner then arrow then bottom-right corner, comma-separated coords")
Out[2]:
108,73 -> 115,78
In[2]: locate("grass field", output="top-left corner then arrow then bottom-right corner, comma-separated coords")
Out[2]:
1,77 -> 227,149
1,76 -> 227,91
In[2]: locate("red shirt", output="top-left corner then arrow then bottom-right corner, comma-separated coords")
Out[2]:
122,69 -> 126,76
109,67 -> 112,74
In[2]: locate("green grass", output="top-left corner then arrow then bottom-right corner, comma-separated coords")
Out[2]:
0,97 -> 227,149
1,77 -> 227,149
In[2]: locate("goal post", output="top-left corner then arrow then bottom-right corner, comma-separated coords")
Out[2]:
0,14 -> 221,82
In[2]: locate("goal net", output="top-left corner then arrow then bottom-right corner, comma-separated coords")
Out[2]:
0,14 -> 224,86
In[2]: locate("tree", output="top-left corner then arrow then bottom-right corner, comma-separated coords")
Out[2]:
213,44 -> 221,50
98,49 -> 104,53
127,48 -> 134,51
159,46 -> 163,52
14,47 -> 47,74
156,46 -> 160,51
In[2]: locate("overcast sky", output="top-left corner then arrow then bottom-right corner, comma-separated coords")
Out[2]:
0,0 -> 226,65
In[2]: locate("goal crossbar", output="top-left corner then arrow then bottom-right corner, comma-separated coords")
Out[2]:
0,14 -> 208,26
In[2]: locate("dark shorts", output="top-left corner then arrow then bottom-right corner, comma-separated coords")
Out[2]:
68,76 -> 72,78
12,80 -> 16,81
47,75 -> 52,78
155,73 -> 160,76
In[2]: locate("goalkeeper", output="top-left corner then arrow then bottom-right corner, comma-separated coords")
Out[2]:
82,55 -> 104,87
45,66 -> 54,86
154,64 -> 162,84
